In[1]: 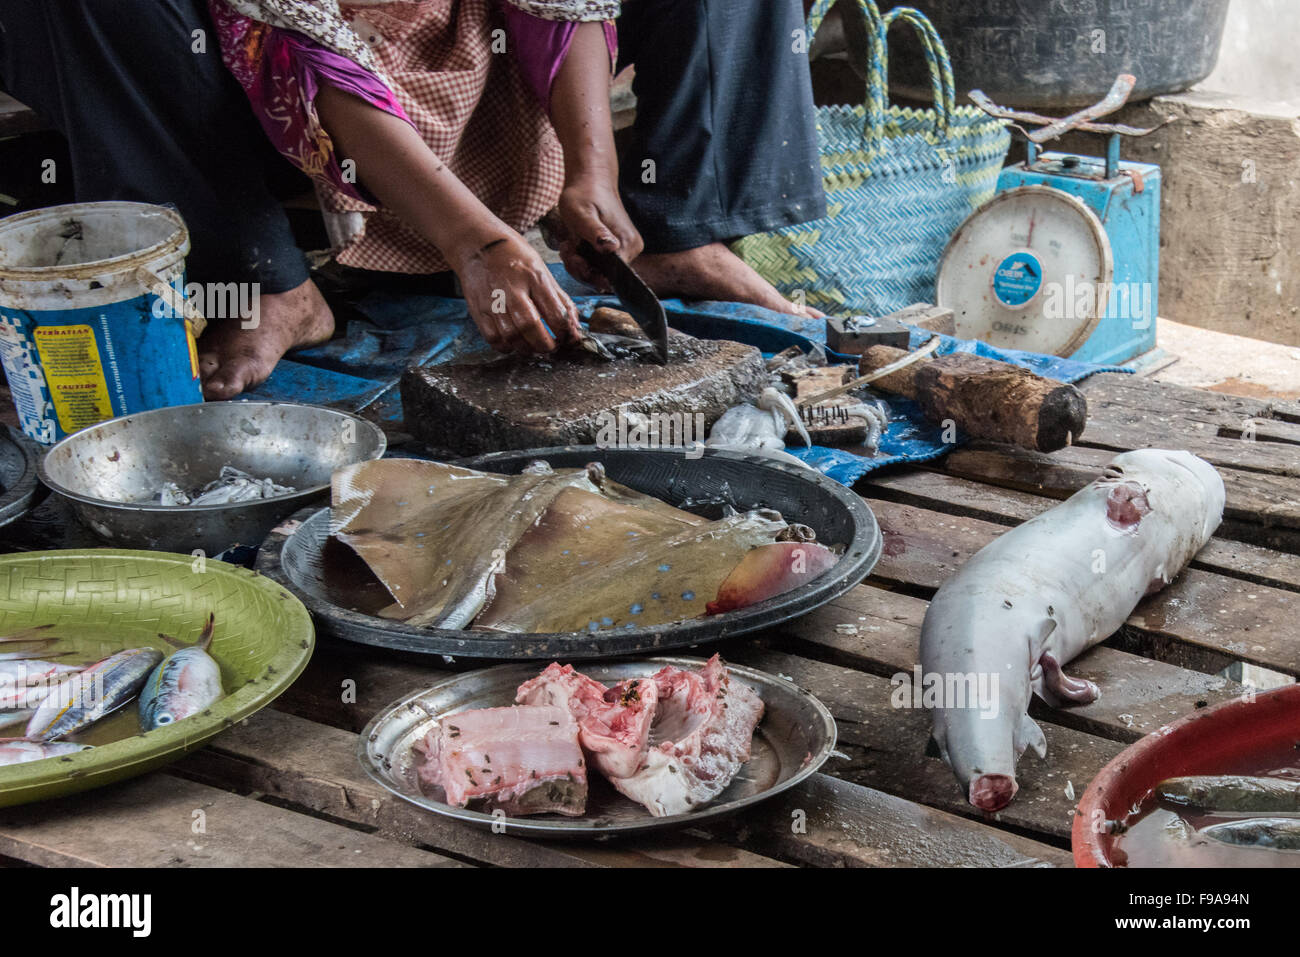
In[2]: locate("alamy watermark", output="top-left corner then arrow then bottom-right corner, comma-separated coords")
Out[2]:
594,409 -> 706,459
152,281 -> 260,329
891,665 -> 1000,719
1041,277 -> 1154,331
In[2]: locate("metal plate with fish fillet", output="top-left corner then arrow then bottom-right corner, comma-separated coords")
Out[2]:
256,446 -> 882,660
358,657 -> 836,837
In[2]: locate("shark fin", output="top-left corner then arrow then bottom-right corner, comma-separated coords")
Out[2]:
925,728 -> 950,765
1016,714 -> 1048,761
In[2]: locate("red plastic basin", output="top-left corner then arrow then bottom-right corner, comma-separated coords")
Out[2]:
1073,684 -> 1300,868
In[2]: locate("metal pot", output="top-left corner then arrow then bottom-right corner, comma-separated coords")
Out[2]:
38,401 -> 386,556
885,0 -> 1231,108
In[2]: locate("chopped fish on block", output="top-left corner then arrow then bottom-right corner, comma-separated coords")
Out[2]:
611,655 -> 765,817
414,705 -> 588,816
516,663 -> 658,780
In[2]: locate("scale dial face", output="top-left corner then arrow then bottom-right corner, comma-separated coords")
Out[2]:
937,185 -> 1113,357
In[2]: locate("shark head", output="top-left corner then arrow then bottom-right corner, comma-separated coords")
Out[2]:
931,689 -> 1046,813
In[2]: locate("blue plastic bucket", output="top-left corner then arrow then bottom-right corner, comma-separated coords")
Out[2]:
0,202 -> 203,444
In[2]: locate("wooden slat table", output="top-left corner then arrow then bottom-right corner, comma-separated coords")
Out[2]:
0,372 -> 1295,868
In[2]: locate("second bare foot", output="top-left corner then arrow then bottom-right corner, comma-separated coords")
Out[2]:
632,243 -> 822,318
197,278 -> 335,400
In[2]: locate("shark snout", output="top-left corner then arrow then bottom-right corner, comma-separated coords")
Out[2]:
969,774 -> 1019,812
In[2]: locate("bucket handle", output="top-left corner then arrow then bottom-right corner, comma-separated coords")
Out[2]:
136,267 -> 207,339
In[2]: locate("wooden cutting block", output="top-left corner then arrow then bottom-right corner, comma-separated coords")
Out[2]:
402,332 -> 767,455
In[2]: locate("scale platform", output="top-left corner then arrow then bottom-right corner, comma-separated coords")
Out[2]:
938,76 -> 1164,366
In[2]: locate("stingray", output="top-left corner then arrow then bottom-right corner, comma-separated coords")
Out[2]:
331,458 -> 803,634
331,459 -> 598,627
473,503 -> 787,633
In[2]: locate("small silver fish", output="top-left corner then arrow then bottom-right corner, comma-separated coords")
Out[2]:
0,740 -> 90,766
1199,817 -> 1300,851
0,654 -> 82,704
25,647 -> 163,740
139,614 -> 224,730
156,467 -> 295,507
0,668 -> 81,711
1159,775 -> 1300,814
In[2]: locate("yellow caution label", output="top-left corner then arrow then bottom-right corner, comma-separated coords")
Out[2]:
32,325 -> 114,431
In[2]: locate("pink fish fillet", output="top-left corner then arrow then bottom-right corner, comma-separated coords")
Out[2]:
414,705 -> 587,816
516,663 -> 658,780
611,655 -> 765,817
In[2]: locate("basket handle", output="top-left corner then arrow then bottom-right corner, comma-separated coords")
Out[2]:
808,1 -> 956,147
137,266 -> 207,338
806,0 -> 888,144
879,5 -> 955,143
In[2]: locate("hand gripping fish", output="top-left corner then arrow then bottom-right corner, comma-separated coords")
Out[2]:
919,449 -> 1224,812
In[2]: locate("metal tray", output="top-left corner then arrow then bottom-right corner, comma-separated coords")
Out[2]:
357,657 -> 836,838
0,425 -> 43,531
255,446 -> 882,660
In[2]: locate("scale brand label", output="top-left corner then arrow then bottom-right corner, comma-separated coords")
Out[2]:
991,251 -> 1043,308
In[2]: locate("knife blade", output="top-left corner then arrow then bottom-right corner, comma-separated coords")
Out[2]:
576,240 -> 669,364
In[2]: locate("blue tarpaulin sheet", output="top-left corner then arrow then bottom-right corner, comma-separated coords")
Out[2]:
250,264 -> 1129,486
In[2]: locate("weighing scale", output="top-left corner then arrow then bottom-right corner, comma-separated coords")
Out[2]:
937,75 -> 1166,365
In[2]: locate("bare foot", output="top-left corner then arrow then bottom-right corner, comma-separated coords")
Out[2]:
632,243 -> 823,318
197,278 -> 335,400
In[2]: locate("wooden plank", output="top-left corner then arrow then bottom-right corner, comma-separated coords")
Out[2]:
180,707 -> 784,868
1079,417 -> 1299,477
863,469 -> 1300,592
858,497 -> 1300,679
0,773 -> 463,868
936,443 -> 1300,552
780,585 -> 1245,742
722,646 -> 1120,841
693,772 -> 1072,868
1081,373 -> 1300,435
267,643 -> 1074,862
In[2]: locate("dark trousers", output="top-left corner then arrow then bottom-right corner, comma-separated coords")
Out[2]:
616,0 -> 826,253
0,0 -> 310,292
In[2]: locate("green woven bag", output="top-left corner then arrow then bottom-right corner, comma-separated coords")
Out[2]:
733,0 -> 1010,315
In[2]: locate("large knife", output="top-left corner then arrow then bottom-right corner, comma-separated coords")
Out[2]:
576,240 -> 669,364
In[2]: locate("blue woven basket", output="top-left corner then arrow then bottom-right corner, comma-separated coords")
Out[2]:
733,0 -> 1011,315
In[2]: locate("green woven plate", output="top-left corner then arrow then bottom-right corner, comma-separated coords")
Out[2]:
0,550 -> 314,806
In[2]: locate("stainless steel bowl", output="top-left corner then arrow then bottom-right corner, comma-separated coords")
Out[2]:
38,401 -> 386,555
